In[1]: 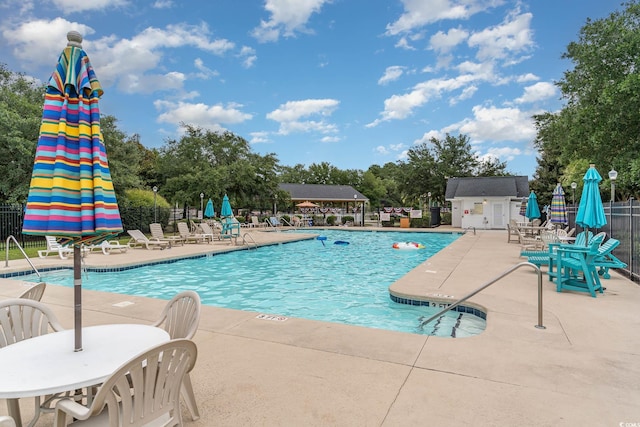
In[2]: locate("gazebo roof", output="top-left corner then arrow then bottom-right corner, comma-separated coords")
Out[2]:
279,184 -> 368,202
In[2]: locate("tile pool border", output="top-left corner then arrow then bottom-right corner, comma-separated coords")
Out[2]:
389,293 -> 487,320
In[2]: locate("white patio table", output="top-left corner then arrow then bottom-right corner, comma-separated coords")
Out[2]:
0,324 -> 169,427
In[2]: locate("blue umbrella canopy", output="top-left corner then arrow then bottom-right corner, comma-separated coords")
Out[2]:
21,32 -> 122,351
204,198 -> 215,218
549,183 -> 568,225
220,194 -> 233,218
525,191 -> 541,220
576,164 -> 607,237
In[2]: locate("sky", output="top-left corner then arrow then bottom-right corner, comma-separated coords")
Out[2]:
0,0 -> 617,179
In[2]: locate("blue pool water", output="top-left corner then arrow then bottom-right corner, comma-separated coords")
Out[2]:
21,229 -> 486,336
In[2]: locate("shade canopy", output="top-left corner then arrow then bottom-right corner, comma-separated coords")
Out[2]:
296,201 -> 319,208
22,31 -> 122,351
204,198 -> 215,218
525,191 -> 541,220
220,194 -> 233,217
549,183 -> 568,225
576,164 -> 607,233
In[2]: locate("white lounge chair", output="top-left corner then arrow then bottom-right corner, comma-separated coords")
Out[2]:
53,340 -> 197,427
126,230 -> 170,250
89,239 -> 129,255
38,236 -> 75,259
177,222 -> 208,243
250,215 -> 267,228
149,223 -> 185,247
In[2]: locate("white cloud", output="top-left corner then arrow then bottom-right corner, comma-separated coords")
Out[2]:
152,0 -> 173,9
238,46 -> 257,68
321,136 -> 340,143
514,82 -> 557,104
51,0 -> 128,14
252,0 -> 330,43
455,105 -> 537,142
429,27 -> 468,54
250,131 -> 271,144
386,0 -> 494,35
378,66 -> 405,85
483,146 -> 522,161
267,99 -> 340,136
154,100 -> 252,132
374,145 -> 390,155
414,130 -> 444,145
468,12 -> 534,62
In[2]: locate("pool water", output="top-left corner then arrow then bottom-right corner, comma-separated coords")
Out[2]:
23,229 -> 486,337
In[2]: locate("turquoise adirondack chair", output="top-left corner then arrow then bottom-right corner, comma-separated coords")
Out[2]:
593,238 -> 627,279
555,233 -> 605,297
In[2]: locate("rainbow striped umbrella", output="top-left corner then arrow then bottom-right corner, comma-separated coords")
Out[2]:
519,198 -> 527,220
549,183 -> 568,225
22,31 -> 122,351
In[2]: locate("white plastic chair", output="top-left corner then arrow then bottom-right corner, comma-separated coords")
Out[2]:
151,290 -> 201,420
0,299 -> 65,426
53,339 -> 198,427
0,416 -> 16,427
37,236 -> 74,259
18,282 -> 46,301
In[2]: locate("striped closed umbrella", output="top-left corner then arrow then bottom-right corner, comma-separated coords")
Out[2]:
549,183 -> 568,226
22,31 -> 122,351
519,198 -> 527,220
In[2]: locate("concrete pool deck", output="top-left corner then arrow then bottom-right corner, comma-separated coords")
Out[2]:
1,228 -> 639,426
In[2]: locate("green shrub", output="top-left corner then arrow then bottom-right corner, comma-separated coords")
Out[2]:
326,215 -> 337,225
342,215 -> 354,225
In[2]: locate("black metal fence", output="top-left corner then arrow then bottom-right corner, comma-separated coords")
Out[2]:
2,201 -> 639,283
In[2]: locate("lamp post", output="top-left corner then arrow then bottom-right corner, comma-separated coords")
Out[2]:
608,169 -> 617,237
427,192 -> 431,208
608,169 -> 617,202
273,194 -> 277,215
152,186 -> 158,223
200,193 -> 204,219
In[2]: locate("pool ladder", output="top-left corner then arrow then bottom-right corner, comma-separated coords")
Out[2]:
418,262 -> 545,330
4,235 -> 42,280
240,233 -> 259,250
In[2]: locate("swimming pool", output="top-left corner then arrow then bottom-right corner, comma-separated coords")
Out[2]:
20,229 -> 486,337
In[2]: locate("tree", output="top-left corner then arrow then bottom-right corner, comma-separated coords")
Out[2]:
534,1 -> 640,200
0,64 -> 44,203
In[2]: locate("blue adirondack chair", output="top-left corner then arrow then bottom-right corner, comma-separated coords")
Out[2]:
555,233 -> 605,297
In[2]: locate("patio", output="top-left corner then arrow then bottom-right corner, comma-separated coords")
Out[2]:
1,228 -> 638,426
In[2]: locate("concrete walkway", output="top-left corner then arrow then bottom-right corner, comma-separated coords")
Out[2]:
1,228 -> 639,426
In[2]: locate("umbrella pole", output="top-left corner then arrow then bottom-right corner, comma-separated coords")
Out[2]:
74,246 -> 82,351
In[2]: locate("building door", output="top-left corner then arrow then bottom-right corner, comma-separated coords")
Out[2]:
492,202 -> 504,228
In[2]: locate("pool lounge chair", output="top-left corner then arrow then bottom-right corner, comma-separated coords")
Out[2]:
149,223 -> 185,247
126,230 -> 170,250
269,216 -> 282,227
593,238 -> 627,278
89,239 -> 129,255
177,222 -> 208,244
38,236 -> 75,259
250,215 -> 267,228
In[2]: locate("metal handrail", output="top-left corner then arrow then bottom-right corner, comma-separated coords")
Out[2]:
241,233 -> 259,250
419,262 -> 545,330
5,235 -> 42,280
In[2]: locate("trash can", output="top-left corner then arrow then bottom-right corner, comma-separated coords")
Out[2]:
429,207 -> 441,227
400,217 -> 410,228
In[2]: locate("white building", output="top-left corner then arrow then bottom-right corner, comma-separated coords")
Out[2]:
445,176 -> 530,230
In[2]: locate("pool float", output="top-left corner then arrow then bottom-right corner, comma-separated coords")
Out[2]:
334,240 -> 349,245
392,242 -> 425,250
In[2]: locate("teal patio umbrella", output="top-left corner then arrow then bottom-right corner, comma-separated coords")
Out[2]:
204,198 -> 215,218
220,194 -> 233,218
575,164 -> 607,243
525,191 -> 541,221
